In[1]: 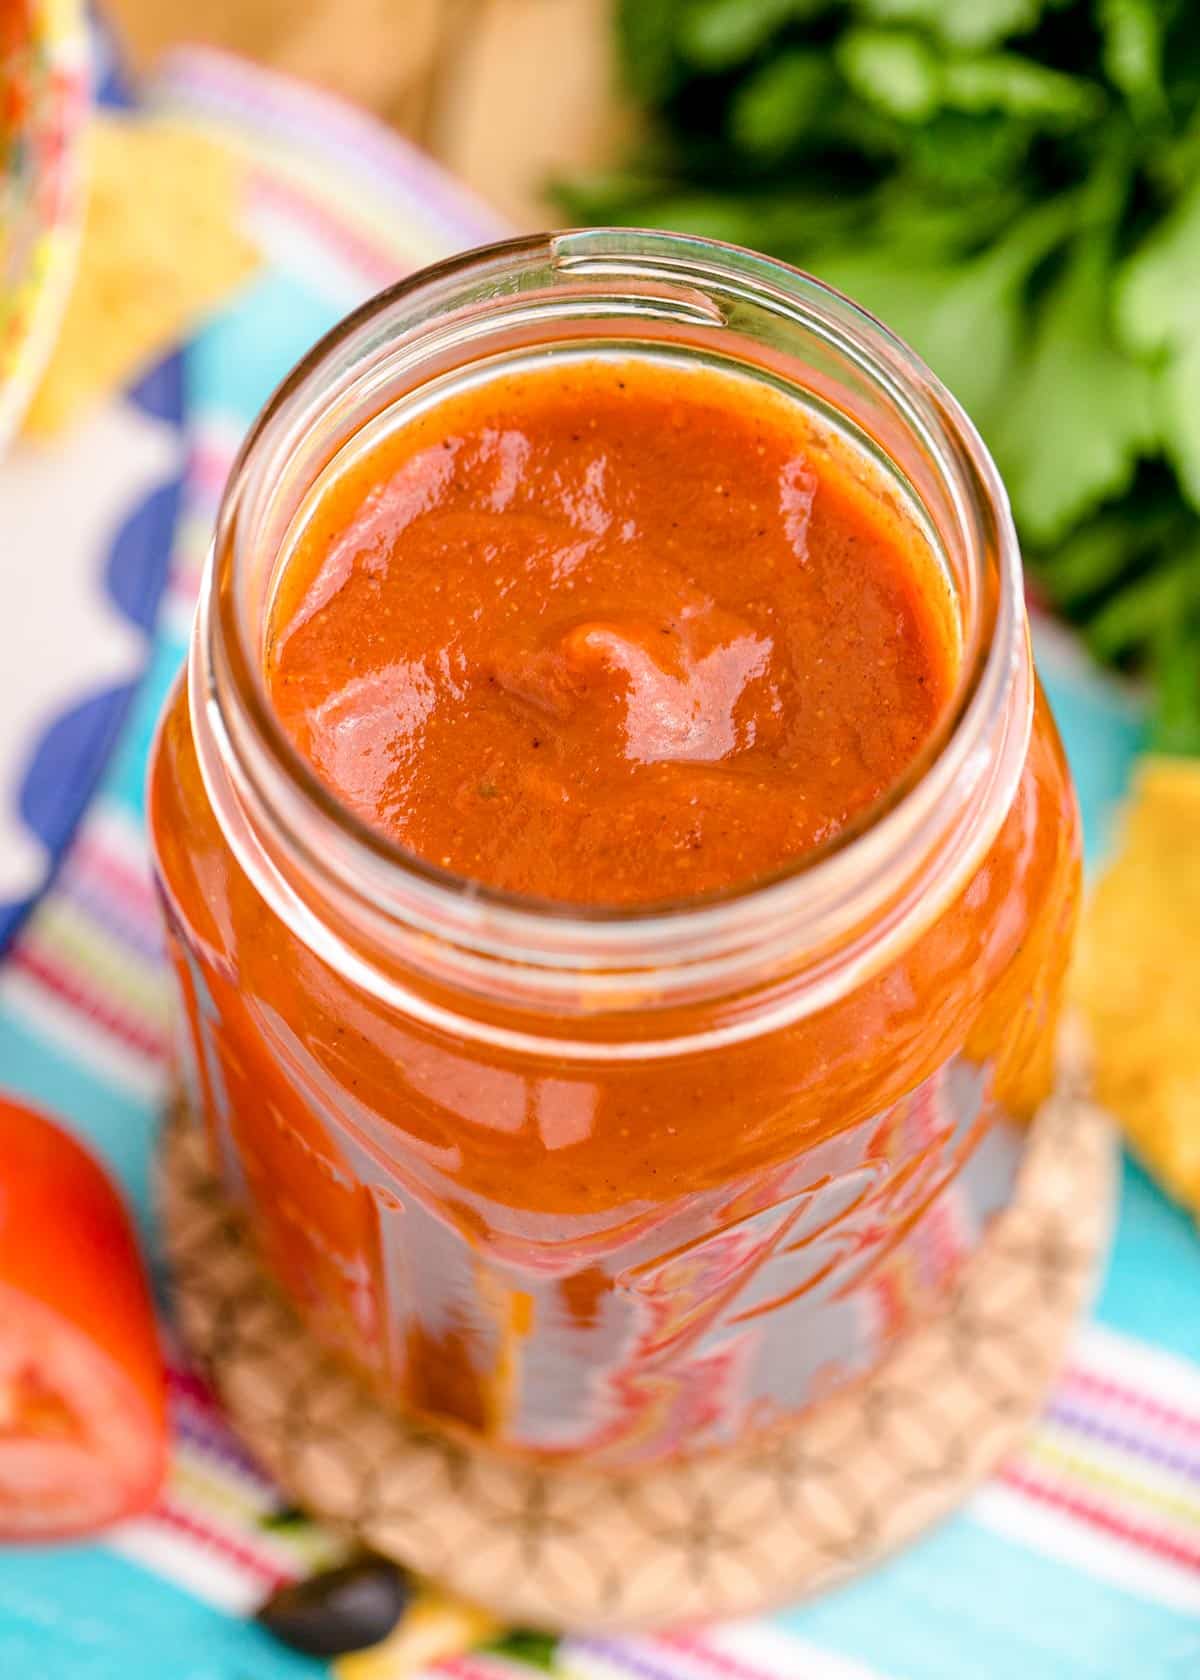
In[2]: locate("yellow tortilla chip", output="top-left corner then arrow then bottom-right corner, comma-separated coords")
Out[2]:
333,1590 -> 498,1678
1072,756 -> 1200,1220
23,114 -> 259,436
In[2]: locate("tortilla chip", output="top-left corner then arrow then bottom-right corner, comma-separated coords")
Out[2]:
1072,756 -> 1200,1220
333,1591 -> 498,1678
23,114 -> 259,436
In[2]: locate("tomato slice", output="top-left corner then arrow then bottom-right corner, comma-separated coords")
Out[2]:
0,1098 -> 167,1539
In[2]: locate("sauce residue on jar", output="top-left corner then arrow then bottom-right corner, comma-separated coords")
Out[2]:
151,337 -> 1080,1469
265,358 -> 956,906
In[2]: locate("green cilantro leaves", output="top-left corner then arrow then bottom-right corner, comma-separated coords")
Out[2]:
568,0 -> 1200,748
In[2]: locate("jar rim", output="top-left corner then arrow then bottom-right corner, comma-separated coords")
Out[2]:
195,228 -> 1029,1022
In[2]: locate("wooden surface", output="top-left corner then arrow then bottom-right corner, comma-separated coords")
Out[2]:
104,0 -> 626,226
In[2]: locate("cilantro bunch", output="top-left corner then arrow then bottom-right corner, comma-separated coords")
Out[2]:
562,0 -> 1200,751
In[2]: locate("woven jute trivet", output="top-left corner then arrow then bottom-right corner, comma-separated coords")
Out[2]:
159,1085 -> 1115,1631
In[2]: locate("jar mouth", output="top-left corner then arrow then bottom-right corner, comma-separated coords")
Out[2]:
198,228 -> 1027,1008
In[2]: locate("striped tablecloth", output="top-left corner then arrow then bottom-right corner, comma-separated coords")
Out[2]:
1,43 -> 1196,1680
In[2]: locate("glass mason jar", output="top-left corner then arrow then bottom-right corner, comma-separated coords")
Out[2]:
148,230 -> 1080,1471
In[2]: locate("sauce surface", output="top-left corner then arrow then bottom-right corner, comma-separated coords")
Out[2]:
266,359 -> 954,906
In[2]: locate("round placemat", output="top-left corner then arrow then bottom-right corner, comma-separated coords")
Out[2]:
160,1082 -> 1115,1631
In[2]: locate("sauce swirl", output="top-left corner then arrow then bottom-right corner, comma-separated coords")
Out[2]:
267,360 -> 953,905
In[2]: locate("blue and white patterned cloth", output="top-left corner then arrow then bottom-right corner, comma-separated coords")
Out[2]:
0,26 -> 185,952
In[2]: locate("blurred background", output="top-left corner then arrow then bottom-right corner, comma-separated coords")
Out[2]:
104,0 -> 625,225
100,0 -> 1200,765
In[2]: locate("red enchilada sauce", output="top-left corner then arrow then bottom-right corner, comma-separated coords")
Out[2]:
150,353 -> 1079,1467
266,360 -> 954,903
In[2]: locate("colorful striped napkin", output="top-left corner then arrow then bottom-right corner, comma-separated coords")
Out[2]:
1,44 -> 1197,1680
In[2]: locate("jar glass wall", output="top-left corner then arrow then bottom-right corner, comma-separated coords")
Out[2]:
148,231 -> 1080,1470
